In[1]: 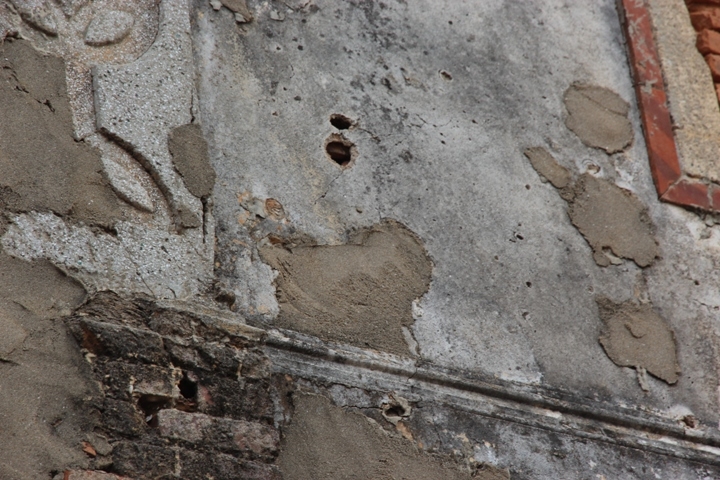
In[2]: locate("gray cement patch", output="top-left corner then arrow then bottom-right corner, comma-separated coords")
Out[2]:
259,220 -> 431,356
168,123 -> 216,198
523,147 -> 572,189
0,253 -> 93,479
0,39 -> 128,227
563,83 -> 633,154
277,393 -> 482,480
567,174 -> 658,267
597,297 -> 680,384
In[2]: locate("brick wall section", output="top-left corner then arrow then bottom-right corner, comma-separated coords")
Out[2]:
63,292 -> 285,480
688,0 -> 720,104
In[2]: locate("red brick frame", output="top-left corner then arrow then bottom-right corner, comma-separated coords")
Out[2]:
618,0 -> 719,211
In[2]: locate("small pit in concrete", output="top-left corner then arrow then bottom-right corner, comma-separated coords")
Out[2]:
330,114 -> 353,130
325,134 -> 356,168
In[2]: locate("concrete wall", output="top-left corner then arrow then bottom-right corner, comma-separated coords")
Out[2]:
1,0 -> 720,478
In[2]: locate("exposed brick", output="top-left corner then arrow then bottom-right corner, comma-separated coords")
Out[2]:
196,374 -> 274,422
71,318 -> 169,365
620,0 -> 682,197
179,450 -> 282,480
697,29 -> 720,55
661,179 -> 711,210
689,7 -> 720,30
99,361 -> 179,400
165,338 -> 242,376
58,471 -> 132,480
101,398 -> 146,437
112,442 -> 177,479
157,409 -> 279,459
706,54 -> 720,80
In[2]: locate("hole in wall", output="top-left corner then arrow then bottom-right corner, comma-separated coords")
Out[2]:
179,374 -> 198,399
330,113 -> 353,130
137,394 -> 171,427
325,133 -> 357,168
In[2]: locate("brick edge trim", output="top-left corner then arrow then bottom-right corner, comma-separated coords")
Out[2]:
618,0 -> 718,212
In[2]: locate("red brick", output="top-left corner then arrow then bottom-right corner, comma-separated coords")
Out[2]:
710,184 -> 720,210
661,179 -> 711,210
687,0 -> 720,6
620,0 -> 683,196
60,471 -> 132,480
157,409 -> 279,459
706,54 -> 720,80
690,8 -> 720,31
697,29 -> 720,55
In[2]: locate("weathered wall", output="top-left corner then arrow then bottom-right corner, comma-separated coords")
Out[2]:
2,0 -> 720,479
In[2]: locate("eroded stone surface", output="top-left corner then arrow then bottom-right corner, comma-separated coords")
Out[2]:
85,10 -> 134,46
93,0 -> 202,228
564,83 -> 633,153
277,393 -> 477,480
260,220 -> 432,356
2,211 -> 213,298
597,297 -> 680,384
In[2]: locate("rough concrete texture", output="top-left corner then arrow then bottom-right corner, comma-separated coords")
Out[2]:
0,39 -> 128,227
168,123 -> 216,198
564,83 -> 634,154
597,297 -> 680,384
84,10 -> 134,46
567,174 -> 659,267
260,220 -> 431,356
649,0 -> 720,183
277,393 -> 479,480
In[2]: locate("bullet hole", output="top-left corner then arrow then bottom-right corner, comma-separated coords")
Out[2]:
384,404 -> 407,418
330,113 -> 353,130
526,281 -> 532,287
525,184 -> 531,190
439,70 -> 453,80
325,134 -> 357,168
694,280 -> 700,286
137,395 -> 171,427
294,95 -> 302,101
297,45 -> 304,50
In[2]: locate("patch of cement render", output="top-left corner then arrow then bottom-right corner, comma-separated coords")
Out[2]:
0,252 -> 96,479
649,0 -> 720,183
259,220 -> 432,356
567,174 -> 658,267
524,148 -> 658,267
168,123 -> 216,198
278,393 -> 498,480
564,83 -> 633,154
92,0 -> 203,228
0,39 -> 129,227
523,147 -> 572,189
596,297 -> 680,384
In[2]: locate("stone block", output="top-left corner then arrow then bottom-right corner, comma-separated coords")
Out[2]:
112,442 -> 177,479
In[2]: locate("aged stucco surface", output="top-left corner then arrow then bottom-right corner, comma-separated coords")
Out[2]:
1,0 -> 720,478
